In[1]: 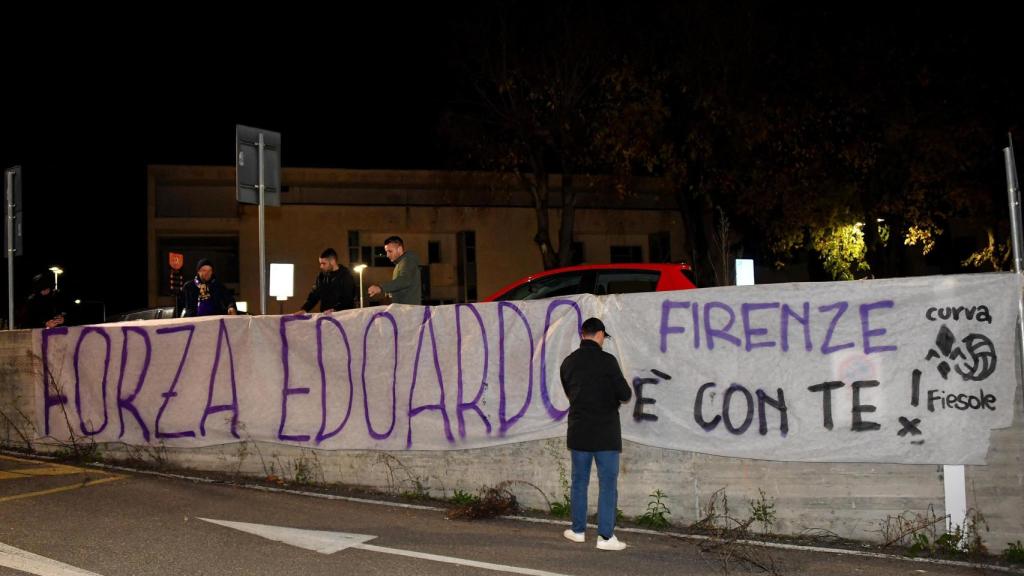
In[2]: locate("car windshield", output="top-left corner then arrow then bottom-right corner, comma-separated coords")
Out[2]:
497,272 -> 585,301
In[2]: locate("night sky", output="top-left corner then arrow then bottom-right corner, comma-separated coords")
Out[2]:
1,7 -> 456,317
2,4 -> 1022,319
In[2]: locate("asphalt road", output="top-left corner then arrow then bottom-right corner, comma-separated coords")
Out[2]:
0,454 -> 1012,576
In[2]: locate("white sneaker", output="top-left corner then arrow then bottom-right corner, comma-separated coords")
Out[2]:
563,529 -> 585,543
596,535 -> 626,550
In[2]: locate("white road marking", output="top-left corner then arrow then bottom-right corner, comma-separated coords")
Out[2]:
0,542 -> 105,576
198,517 -> 375,554
357,543 -> 574,576
199,517 -> 574,576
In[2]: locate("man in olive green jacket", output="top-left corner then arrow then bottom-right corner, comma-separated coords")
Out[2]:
367,236 -> 422,305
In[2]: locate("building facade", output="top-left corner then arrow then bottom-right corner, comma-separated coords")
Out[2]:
148,165 -> 685,310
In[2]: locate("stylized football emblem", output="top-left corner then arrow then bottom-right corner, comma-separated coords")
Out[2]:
955,333 -> 996,381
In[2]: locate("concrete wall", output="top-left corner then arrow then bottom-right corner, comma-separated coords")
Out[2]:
967,383 -> 1024,552
1,329 -> 1018,551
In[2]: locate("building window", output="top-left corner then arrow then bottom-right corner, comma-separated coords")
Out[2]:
570,241 -> 585,265
373,246 -> 390,267
428,241 -> 441,264
156,236 -> 239,297
420,266 -> 431,302
348,230 -> 385,267
457,231 -> 477,302
610,245 -> 643,263
348,230 -> 361,264
649,232 -> 671,263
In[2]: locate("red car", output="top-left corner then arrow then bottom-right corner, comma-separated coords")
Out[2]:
483,263 -> 697,302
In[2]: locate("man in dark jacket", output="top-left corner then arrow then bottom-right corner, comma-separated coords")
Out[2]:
298,248 -> 355,313
176,259 -> 237,318
560,317 -> 632,551
367,236 -> 421,305
24,273 -> 65,329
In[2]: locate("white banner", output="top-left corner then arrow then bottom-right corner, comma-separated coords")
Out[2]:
34,273 -> 1022,464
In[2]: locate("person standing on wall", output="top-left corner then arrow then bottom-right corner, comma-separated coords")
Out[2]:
297,248 -> 356,313
367,236 -> 422,305
176,259 -> 237,318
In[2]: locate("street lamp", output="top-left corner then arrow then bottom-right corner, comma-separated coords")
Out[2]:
48,266 -> 63,291
353,264 -> 367,308
269,263 -> 294,315
734,259 -> 755,286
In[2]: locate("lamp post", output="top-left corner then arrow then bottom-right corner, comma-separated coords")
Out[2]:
48,266 -> 63,291
269,263 -> 294,315
353,264 -> 367,308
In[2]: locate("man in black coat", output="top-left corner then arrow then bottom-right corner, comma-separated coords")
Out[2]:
298,248 -> 355,314
560,317 -> 632,551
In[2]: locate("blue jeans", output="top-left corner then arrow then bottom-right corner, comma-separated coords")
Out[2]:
570,449 -> 619,539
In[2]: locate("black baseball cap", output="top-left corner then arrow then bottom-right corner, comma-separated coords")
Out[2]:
581,317 -> 610,338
